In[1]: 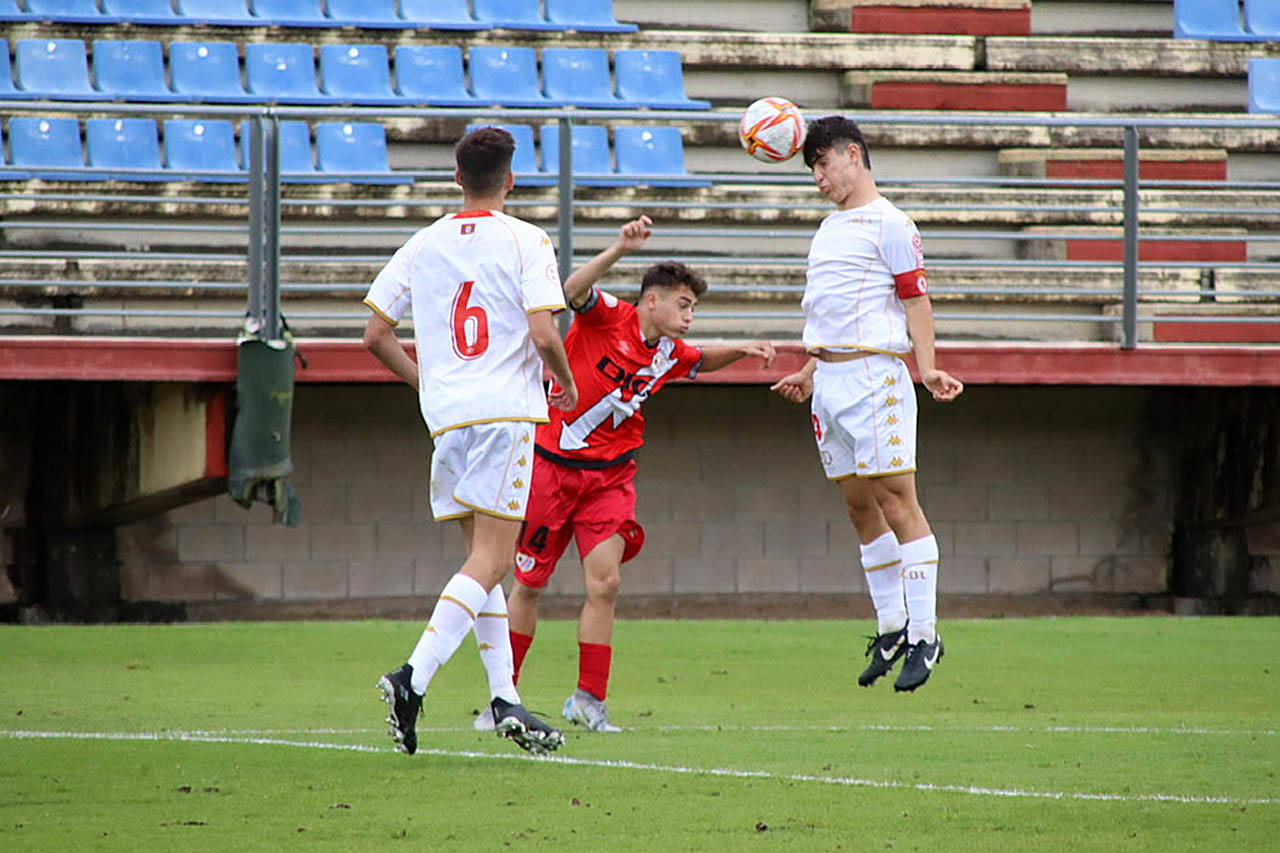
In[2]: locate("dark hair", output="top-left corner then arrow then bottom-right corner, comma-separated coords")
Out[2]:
455,126 -> 515,195
640,261 -> 707,297
802,116 -> 871,170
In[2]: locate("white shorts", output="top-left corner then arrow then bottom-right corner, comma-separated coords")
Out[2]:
429,421 -> 537,521
810,354 -> 918,480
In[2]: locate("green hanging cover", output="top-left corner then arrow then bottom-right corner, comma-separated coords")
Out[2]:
227,332 -> 301,526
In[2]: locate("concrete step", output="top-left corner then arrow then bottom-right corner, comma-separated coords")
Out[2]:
1019,226 -> 1250,263
814,0 -> 1031,36
840,70 -> 1069,110
998,148 -> 1229,183
987,36 -> 1280,76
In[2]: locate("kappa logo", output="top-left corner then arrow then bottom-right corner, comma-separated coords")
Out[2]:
888,435 -> 902,446
884,395 -> 900,407
517,455 -> 527,466
507,500 -> 521,511
886,414 -> 899,426
512,478 -> 524,489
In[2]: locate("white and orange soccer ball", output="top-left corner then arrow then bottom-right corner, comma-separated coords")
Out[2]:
738,97 -> 806,163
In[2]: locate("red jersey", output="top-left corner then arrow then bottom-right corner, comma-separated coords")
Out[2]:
537,288 -> 702,467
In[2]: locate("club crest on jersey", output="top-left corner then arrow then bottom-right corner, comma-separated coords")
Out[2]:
515,552 -> 536,573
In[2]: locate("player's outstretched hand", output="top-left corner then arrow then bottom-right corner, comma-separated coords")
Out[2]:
616,215 -> 653,253
548,380 -> 579,412
922,368 -> 963,402
742,341 -> 777,368
770,370 -> 813,404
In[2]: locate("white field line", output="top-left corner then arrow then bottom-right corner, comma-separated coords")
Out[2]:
3,729 -> 1277,807
55,723 -> 1273,737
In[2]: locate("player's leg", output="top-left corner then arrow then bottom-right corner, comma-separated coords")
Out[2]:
562,462 -> 644,731
562,534 -> 625,732
871,472 -> 944,692
813,359 -> 909,685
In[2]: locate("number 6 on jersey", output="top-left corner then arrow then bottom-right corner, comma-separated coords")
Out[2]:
451,280 -> 490,359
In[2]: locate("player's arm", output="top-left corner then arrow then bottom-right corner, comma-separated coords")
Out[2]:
902,295 -> 963,402
527,308 -> 579,411
563,216 -> 652,310
362,312 -> 419,389
699,341 -> 778,373
769,357 -> 817,403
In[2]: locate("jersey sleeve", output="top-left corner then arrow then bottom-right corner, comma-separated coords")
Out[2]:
882,215 -> 929,299
521,228 -> 567,314
673,339 -> 704,380
364,239 -> 415,325
573,288 -> 627,327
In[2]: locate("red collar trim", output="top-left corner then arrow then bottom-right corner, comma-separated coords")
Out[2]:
454,209 -> 496,219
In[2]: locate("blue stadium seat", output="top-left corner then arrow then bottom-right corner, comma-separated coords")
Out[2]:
14,39 -> 110,100
163,119 -> 245,182
101,0 -> 182,24
394,45 -> 476,106
614,126 -> 710,187
1173,0 -> 1262,40
399,0 -> 487,30
86,118 -> 165,181
170,41 -> 253,103
0,0 -> 28,23
542,48 -> 639,108
614,49 -> 711,109
92,40 -> 183,102
8,117 -> 97,181
463,123 -> 554,186
540,123 -> 628,186
1245,0 -> 1280,37
23,0 -> 119,24
469,46 -> 555,107
0,40 -> 38,100
545,0 -> 637,32
245,43 -> 335,104
326,0 -> 407,29
1249,58 -> 1280,113
174,0 -> 257,26
319,44 -> 405,105
473,0 -> 562,30
314,122 -> 411,185
276,120 -> 329,183
251,0 -> 333,27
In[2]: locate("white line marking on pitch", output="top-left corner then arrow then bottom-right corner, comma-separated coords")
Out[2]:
3,729 -> 1276,807
115,723 -> 1278,737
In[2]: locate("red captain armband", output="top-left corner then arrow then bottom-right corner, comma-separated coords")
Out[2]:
894,269 -> 929,299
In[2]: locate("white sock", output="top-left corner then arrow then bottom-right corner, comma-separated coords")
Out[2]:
900,534 -> 940,644
860,530 -> 906,635
472,584 -> 521,704
407,573 -> 490,695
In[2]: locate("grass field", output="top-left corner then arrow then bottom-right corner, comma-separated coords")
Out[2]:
1,616 -> 1277,851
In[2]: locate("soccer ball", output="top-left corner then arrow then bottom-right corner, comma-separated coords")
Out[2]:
738,97 -> 806,163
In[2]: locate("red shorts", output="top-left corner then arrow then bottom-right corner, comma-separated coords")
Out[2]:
513,454 -> 645,589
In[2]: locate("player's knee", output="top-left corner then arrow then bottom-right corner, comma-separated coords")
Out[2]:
511,580 -> 543,604
586,568 -> 621,602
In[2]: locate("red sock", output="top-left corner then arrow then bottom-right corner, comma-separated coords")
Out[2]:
510,630 -> 533,685
577,642 -> 612,700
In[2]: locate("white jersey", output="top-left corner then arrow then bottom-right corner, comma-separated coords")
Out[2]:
364,209 -> 566,437
801,195 -> 928,356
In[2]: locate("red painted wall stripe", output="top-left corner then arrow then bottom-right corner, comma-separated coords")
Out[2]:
851,6 -> 1030,36
870,82 -> 1067,111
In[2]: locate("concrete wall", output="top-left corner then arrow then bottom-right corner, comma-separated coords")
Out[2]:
114,382 -> 1186,607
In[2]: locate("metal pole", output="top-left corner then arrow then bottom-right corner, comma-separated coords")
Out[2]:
556,116 -> 574,334
247,116 -> 265,329
264,115 -> 282,340
1122,125 -> 1139,350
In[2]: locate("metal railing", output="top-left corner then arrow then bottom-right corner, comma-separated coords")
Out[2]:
1,101 -> 1279,347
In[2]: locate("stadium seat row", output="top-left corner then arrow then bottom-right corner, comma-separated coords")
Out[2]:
0,117 -> 408,183
1174,0 -> 1280,41
473,123 -> 709,188
1250,57 -> 1280,113
0,39 -> 709,109
0,0 -> 636,32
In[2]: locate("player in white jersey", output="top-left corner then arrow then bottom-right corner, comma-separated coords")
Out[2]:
771,116 -> 963,692
363,127 -> 579,755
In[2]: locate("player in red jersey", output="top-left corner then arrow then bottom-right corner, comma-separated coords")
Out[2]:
475,216 -> 776,732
